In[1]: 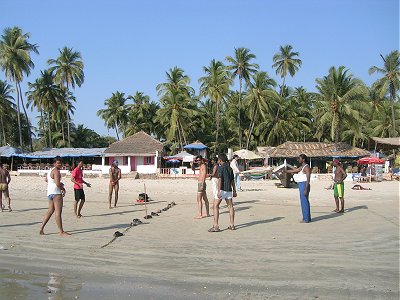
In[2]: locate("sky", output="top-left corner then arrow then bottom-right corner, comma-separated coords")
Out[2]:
1,0 -> 399,138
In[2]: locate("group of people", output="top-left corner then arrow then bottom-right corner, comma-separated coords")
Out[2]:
0,152 -> 367,235
193,153 -> 238,232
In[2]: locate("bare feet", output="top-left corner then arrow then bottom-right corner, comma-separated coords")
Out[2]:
39,230 -> 45,235
60,231 -> 71,236
202,214 -> 211,218
299,220 -> 310,223
109,206 -> 112,209
333,209 -> 340,213
77,214 -> 82,218
194,215 -> 204,219
338,209 -> 344,213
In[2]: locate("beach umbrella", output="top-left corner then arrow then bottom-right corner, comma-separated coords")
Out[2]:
233,149 -> 262,160
357,156 -> 385,165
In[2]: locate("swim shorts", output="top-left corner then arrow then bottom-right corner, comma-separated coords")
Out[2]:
74,189 -> 85,201
334,182 -> 344,198
0,183 -> 8,191
220,190 -> 233,200
197,182 -> 206,193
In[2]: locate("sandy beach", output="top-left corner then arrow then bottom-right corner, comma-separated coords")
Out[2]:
0,175 -> 398,299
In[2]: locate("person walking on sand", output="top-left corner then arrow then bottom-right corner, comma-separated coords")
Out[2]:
209,156 -> 220,203
109,160 -> 121,209
0,162 -> 12,212
209,153 -> 237,232
71,159 -> 91,218
40,157 -> 70,236
230,154 -> 242,191
285,154 -> 311,223
333,159 -> 347,213
192,155 -> 210,219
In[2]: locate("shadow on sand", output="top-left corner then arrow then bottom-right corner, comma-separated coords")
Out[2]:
312,205 -> 368,222
84,208 -> 144,218
235,217 -> 285,229
0,221 -> 41,229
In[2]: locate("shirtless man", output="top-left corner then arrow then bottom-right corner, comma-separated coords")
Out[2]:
333,159 -> 347,213
39,157 -> 70,236
193,155 -> 210,219
109,160 -> 121,209
0,162 -> 11,212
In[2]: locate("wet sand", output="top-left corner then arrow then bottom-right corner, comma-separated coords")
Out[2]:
0,176 -> 399,299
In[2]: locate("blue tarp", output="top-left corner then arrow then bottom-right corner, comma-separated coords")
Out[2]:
0,146 -> 24,158
14,148 -> 106,159
183,142 -> 207,150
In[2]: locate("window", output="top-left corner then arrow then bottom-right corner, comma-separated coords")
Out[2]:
145,156 -> 152,165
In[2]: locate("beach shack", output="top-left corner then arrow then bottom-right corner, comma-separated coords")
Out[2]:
102,131 -> 164,175
257,141 -> 371,181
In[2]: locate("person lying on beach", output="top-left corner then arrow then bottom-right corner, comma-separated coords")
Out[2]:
351,184 -> 371,190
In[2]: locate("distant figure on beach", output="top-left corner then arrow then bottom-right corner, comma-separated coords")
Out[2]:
71,159 -> 91,218
209,156 -> 220,202
209,153 -> 237,232
193,155 -> 210,219
284,154 -> 311,223
352,184 -> 371,190
109,160 -> 121,209
333,159 -> 347,213
40,157 -> 70,236
230,154 -> 242,191
0,162 -> 11,212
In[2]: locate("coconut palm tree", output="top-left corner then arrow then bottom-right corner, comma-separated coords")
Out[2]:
226,48 -> 259,148
156,67 -> 194,97
272,45 -> 302,94
97,91 -> 129,140
26,70 -> 64,147
244,71 -> 277,149
369,100 -> 400,138
199,59 -> 232,152
0,80 -> 15,145
369,50 -> 400,136
314,66 -> 368,142
0,26 -> 38,149
48,47 -> 84,146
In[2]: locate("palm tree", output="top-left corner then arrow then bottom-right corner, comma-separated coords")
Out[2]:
369,100 -> 400,138
156,67 -> 194,97
272,45 -> 302,93
26,70 -> 64,147
154,90 -> 197,149
369,50 -> 400,136
0,80 -> 15,145
97,91 -> 129,140
0,26 -> 39,149
244,71 -> 277,149
226,48 -> 259,148
199,59 -> 232,152
48,47 -> 84,146
315,66 -> 368,142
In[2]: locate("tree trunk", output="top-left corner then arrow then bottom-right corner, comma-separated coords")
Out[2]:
0,116 -> 5,145
66,81 -> 71,147
47,113 -> 52,148
115,123 -> 120,140
18,84 -> 33,151
15,81 -> 23,148
246,106 -> 257,150
215,98 -> 219,153
238,78 -> 242,149
391,102 -> 396,137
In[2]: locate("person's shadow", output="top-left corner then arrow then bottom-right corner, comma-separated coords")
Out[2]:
235,217 -> 284,229
312,205 -> 368,222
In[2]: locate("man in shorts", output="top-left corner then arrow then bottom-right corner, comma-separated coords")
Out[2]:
209,153 -> 237,232
333,159 -> 347,213
193,155 -> 210,219
0,162 -> 11,212
71,159 -> 91,218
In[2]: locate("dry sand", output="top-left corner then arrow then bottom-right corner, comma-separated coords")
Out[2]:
0,175 -> 399,299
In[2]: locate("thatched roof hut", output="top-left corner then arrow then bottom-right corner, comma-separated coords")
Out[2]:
258,142 -> 370,158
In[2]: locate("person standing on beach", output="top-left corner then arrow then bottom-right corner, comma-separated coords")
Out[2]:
71,160 -> 91,218
230,154 -> 242,191
209,156 -> 220,203
0,162 -> 12,212
333,159 -> 347,213
109,160 -> 121,209
40,157 -> 70,236
193,155 -> 210,219
285,154 -> 311,223
209,153 -> 237,232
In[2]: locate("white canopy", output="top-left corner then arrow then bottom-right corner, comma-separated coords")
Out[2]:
233,149 -> 263,160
